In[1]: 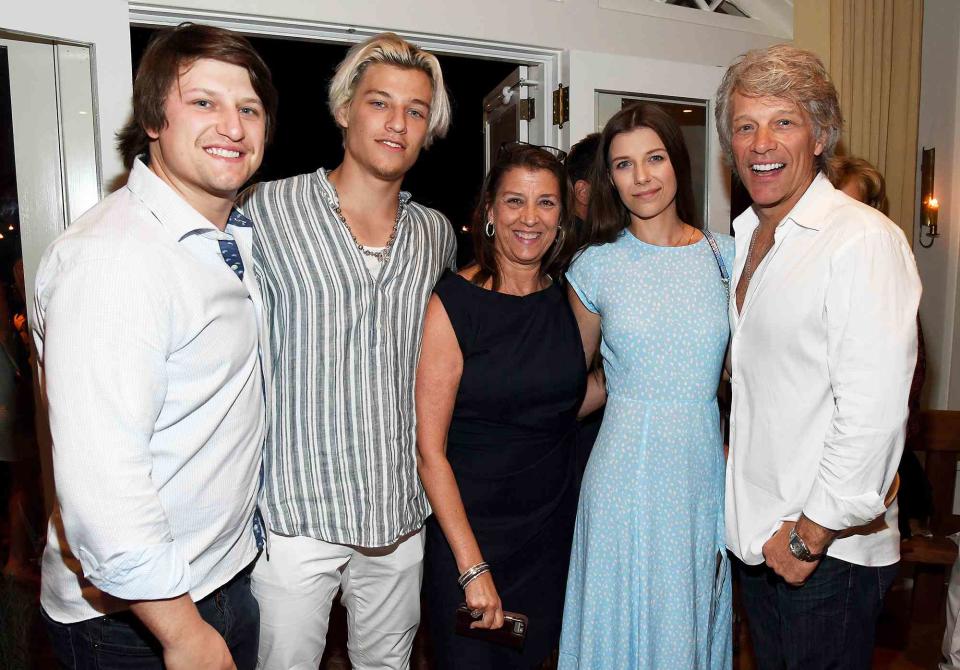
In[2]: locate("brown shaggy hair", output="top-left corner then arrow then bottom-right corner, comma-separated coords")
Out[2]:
116,23 -> 277,170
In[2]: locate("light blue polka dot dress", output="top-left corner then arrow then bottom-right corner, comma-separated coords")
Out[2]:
559,229 -> 734,670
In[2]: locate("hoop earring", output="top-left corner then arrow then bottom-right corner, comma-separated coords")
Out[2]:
554,226 -> 565,246
485,220 -> 496,238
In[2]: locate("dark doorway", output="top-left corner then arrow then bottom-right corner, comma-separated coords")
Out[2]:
130,27 -> 519,265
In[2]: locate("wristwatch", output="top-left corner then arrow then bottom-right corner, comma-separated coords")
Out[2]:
788,527 -> 825,562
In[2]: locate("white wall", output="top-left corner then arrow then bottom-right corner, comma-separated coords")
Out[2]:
1,0 -> 132,188
133,0 -> 783,234
0,0 -> 784,190
916,0 -> 960,409
140,0 -> 782,68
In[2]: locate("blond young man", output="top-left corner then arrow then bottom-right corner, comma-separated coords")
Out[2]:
241,33 -> 455,669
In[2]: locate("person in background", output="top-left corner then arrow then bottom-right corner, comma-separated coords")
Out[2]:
0,279 -> 36,582
241,33 -> 456,670
36,23 -> 274,670
0,288 -> 21,568
560,103 -> 734,669
830,154 -> 888,213
718,45 -> 921,669
566,133 -> 601,244
564,132 -> 603,483
417,142 -> 585,669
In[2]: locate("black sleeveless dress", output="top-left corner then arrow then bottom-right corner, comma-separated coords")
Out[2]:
424,271 -> 587,669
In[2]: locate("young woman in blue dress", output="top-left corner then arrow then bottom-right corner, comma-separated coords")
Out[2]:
559,103 -> 734,670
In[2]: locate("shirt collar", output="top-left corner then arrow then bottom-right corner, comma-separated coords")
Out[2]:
126,157 -> 242,242
732,171 -> 834,237
782,171 -> 836,231
316,167 -> 412,209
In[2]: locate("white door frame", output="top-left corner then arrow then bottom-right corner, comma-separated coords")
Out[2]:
128,4 -> 566,148
1,32 -> 100,512
1,32 -> 101,319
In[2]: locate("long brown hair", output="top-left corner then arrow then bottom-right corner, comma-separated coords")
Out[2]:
584,103 -> 699,248
469,144 -> 576,290
117,23 -> 278,170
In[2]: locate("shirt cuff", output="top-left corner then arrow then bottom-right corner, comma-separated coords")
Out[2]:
803,477 -> 888,531
77,542 -> 191,601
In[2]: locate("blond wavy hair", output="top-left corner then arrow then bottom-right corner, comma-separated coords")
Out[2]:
715,44 -> 843,173
328,33 -> 451,148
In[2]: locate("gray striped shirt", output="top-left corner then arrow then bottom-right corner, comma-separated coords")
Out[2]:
243,168 -> 456,547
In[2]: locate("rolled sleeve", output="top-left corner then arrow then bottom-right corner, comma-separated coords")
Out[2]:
77,543 -> 190,600
36,253 -> 190,600
803,227 -> 921,531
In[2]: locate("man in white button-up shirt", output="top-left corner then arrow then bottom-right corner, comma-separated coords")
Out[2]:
35,24 -> 276,670
715,45 -> 921,669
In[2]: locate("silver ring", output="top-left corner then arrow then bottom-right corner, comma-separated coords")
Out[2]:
471,609 -> 482,619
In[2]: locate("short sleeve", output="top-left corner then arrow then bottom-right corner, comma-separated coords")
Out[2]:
565,248 -> 601,314
433,271 -> 477,355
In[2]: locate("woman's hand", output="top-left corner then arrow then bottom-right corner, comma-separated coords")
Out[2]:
464,571 -> 504,630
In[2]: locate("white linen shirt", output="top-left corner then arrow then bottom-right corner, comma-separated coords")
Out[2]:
725,172 -> 921,567
35,159 -> 268,623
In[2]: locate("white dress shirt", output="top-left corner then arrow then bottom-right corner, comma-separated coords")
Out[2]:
726,172 -> 921,567
34,159 -> 268,623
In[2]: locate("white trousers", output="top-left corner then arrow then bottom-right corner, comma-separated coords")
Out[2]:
252,528 -> 425,670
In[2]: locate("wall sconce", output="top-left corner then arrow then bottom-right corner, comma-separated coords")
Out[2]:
919,147 -> 940,248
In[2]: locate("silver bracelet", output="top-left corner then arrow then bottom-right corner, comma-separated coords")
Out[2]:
458,561 -> 490,590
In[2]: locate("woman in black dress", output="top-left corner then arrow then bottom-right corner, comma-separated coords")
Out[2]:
416,143 -> 602,669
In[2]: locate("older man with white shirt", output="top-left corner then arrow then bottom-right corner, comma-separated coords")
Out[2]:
716,44 -> 921,669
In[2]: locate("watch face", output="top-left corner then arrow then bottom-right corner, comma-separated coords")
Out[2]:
789,529 -> 819,562
789,529 -> 810,561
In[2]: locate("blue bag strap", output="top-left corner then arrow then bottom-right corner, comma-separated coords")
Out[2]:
702,229 -> 730,294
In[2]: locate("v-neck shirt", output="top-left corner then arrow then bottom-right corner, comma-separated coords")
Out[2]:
242,168 -> 456,548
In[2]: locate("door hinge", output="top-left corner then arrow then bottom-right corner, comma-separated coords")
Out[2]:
553,84 -> 569,129
519,98 -> 535,122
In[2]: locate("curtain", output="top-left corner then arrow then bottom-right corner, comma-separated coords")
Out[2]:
795,0 -> 923,242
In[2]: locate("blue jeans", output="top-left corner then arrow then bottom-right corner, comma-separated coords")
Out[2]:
735,555 -> 897,670
42,567 -> 259,670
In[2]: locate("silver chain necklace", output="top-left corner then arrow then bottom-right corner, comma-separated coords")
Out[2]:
742,226 -> 762,281
330,196 -> 403,264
